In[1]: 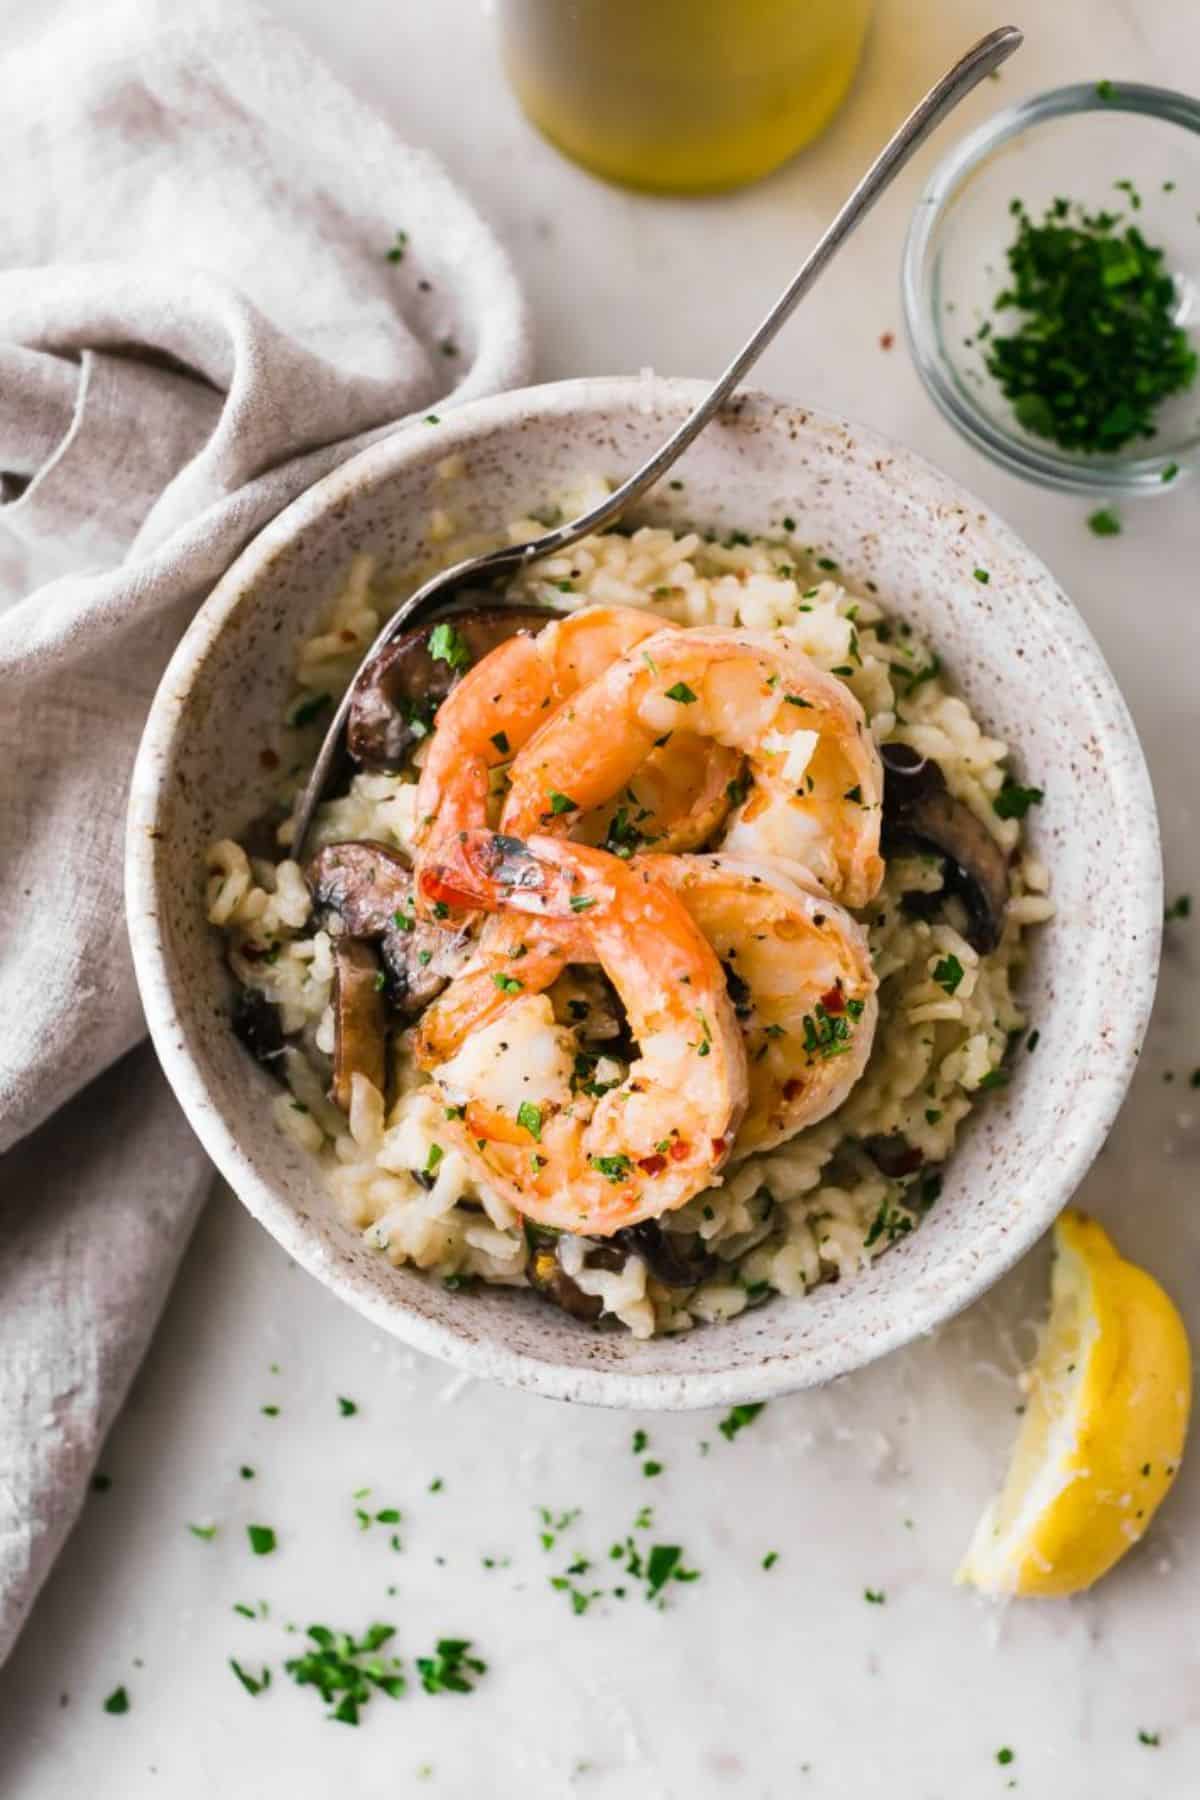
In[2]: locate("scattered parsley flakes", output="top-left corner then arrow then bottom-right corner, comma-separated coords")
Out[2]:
664,681 -> 698,704
187,1522 -> 218,1541
416,1638 -> 487,1695
993,778 -> 1044,820
425,1143 -> 445,1175
1096,78 -> 1115,99
863,1587 -> 886,1604
548,790 -> 578,815
718,1401 -> 766,1442
492,972 -> 523,994
230,1659 -> 271,1698
247,1524 -> 277,1556
590,1154 -> 633,1183
1165,894 -> 1192,921
516,1101 -> 542,1141
642,1461 -> 663,1479
286,1622 -> 406,1723
996,1747 -> 1015,1765
385,228 -> 408,263
337,1397 -> 358,1417
240,1465 -> 255,1480
1088,506 -> 1122,537
489,730 -> 510,754
260,1404 -> 280,1418
569,894 -> 596,913
428,622 -> 471,670
1161,460 -> 1180,482
762,1551 -> 780,1570
1137,1729 -> 1161,1747
632,1429 -> 648,1455
973,567 -> 991,584
933,953 -> 964,995
977,1068 -> 1011,1091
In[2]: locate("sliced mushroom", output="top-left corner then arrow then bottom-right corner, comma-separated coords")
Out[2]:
614,1219 -> 719,1287
232,988 -> 288,1078
331,940 -> 387,1112
880,742 -> 1009,953
525,1240 -> 604,1322
307,840 -> 471,1018
862,1133 -> 925,1179
347,603 -> 558,770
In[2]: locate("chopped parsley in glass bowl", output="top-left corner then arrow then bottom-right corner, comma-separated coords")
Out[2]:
903,80 -> 1200,495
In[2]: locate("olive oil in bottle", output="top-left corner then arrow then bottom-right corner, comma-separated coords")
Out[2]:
497,0 -> 874,194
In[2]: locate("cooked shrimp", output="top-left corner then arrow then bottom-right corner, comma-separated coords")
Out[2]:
414,832 -> 748,1235
501,625 -> 884,908
413,608 -> 740,903
638,852 -> 878,1155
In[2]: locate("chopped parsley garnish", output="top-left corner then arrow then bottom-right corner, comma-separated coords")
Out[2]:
1088,506 -> 1122,536
1165,894 -> 1192,921
239,1465 -> 255,1480
844,785 -> 863,805
933,953 -> 965,995
642,1461 -> 663,1479
392,907 -> 414,932
817,556 -> 839,571
993,778 -> 1044,820
646,1545 -> 698,1597
425,1143 -> 445,1175
632,1429 -> 648,1454
718,1402 -> 766,1442
490,730 -> 510,754
432,900 -> 450,920
984,197 -> 1197,453
260,1404 -> 279,1418
973,568 -> 991,584
247,1524 -> 277,1556
590,1154 -> 633,1183
664,682 -> 698,704
800,1002 -> 855,1062
230,1659 -> 271,1697
864,1197 -> 914,1249
187,1522 -> 218,1541
373,970 -> 387,992
996,1747 -> 1015,1765
492,972 -> 523,994
1026,1029 -> 1040,1053
337,1397 -> 358,1417
1096,78 -> 1115,99
1137,1730 -> 1161,1747
782,515 -> 796,531
103,1686 -> 130,1715
516,1102 -> 543,1142
428,622 -> 471,670
416,1639 -> 487,1696
1161,461 -> 1180,482
548,790 -> 578,816
784,693 -> 813,708
385,228 -> 408,263
977,1068 -> 1011,1091
762,1551 -> 779,1570
285,1622 -> 406,1723
569,894 -> 596,912
863,1588 -> 886,1604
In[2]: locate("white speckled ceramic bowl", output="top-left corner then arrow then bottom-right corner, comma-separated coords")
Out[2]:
127,377 -> 1161,1409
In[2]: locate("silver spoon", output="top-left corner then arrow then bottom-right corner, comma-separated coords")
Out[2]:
291,24 -> 1022,858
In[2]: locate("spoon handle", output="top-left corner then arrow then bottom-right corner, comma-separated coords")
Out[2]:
532,25 -> 1023,559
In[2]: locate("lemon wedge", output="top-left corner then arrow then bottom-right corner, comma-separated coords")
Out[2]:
958,1208 -> 1191,1598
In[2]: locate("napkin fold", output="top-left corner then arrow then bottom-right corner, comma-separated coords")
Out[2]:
0,0 -> 531,1665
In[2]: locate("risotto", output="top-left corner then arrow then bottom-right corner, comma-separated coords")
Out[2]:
205,503 -> 1052,1339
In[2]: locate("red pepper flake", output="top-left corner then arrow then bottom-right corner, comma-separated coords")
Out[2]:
711,1136 -> 727,1158
669,1139 -> 691,1162
258,748 -> 279,771
638,1153 -> 668,1177
820,987 -> 845,1014
880,331 -> 895,351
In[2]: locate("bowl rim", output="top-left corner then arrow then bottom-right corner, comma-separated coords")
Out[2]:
126,374 -> 1162,1409
902,79 -> 1200,497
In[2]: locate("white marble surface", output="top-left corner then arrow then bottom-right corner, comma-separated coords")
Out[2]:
5,1 -> 1200,1794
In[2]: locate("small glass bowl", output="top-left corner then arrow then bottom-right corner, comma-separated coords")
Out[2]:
903,81 -> 1200,495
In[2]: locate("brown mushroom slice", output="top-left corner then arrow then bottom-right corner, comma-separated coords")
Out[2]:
347,603 -> 558,770
331,940 -> 387,1112
307,840 -> 471,1018
880,743 -> 1010,954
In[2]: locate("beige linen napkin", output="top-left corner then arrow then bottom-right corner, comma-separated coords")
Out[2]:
0,0 -> 531,1664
